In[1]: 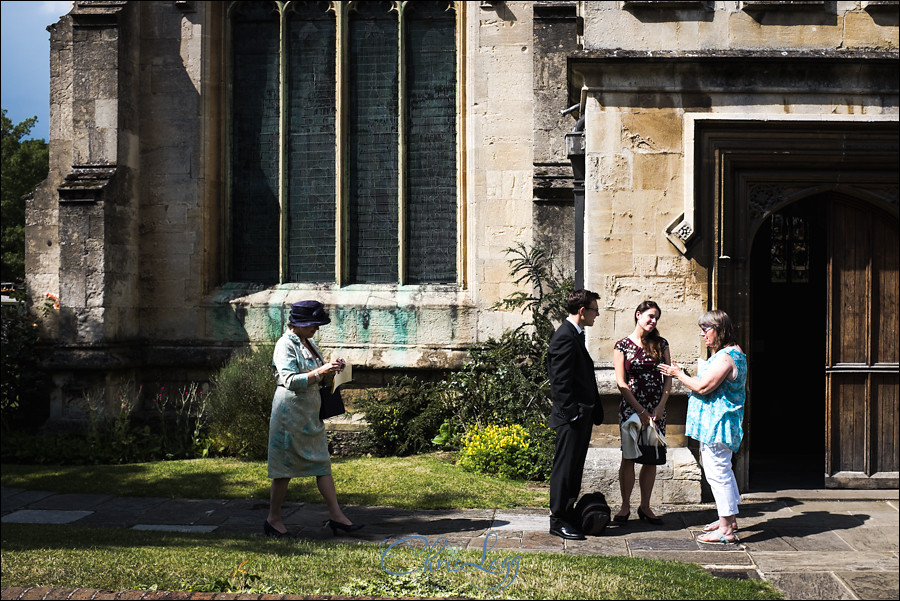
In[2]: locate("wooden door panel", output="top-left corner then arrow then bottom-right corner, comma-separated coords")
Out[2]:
831,373 -> 868,473
827,196 -> 899,486
831,203 -> 870,366
874,219 -> 899,365
874,373 -> 899,473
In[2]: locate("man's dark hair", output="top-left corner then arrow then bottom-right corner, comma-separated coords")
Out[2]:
566,289 -> 600,315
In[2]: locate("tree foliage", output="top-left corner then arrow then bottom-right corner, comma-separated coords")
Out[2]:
1,109 -> 49,283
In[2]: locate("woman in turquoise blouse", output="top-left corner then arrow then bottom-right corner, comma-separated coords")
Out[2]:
659,310 -> 747,544
265,300 -> 363,538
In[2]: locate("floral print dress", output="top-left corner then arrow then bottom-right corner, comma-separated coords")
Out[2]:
614,337 -> 668,435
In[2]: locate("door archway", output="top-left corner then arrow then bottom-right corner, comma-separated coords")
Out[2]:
749,195 -> 827,489
693,119 -> 899,489
748,193 -> 899,489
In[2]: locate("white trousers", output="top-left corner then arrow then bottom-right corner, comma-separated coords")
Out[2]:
700,442 -> 741,517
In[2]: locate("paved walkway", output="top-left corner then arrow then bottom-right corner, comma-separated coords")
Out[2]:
2,486 -> 897,600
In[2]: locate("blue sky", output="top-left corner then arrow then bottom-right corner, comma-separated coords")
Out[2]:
1,1 -> 73,141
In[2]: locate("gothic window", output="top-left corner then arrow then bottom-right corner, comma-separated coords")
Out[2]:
769,213 -> 810,284
228,1 -> 458,285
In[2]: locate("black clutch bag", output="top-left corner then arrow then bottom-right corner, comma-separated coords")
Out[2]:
319,386 -> 346,420
634,443 -> 666,465
634,421 -> 667,465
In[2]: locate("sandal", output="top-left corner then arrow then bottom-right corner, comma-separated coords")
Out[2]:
697,530 -> 738,545
702,520 -> 738,532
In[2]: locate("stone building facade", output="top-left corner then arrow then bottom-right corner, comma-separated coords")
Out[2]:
26,1 -> 898,492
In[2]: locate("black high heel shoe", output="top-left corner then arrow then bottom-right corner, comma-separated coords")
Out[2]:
264,520 -> 292,538
325,519 -> 365,536
613,512 -> 629,523
637,507 -> 663,526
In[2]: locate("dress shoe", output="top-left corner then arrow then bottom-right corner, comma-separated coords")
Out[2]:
612,512 -> 629,523
549,524 -> 586,540
325,519 -> 365,536
263,520 -> 292,538
637,507 -> 663,526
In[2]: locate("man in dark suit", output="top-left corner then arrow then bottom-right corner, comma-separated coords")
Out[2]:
547,289 -> 604,540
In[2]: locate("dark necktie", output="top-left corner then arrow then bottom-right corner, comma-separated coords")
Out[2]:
579,331 -> 586,346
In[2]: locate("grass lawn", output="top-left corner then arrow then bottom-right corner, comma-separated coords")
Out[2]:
0,455 -> 782,599
0,454 -> 549,509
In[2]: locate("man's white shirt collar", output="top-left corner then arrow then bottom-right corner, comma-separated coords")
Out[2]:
566,315 -> 584,335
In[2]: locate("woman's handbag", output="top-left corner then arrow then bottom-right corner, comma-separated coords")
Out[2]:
635,419 -> 667,465
319,385 -> 345,420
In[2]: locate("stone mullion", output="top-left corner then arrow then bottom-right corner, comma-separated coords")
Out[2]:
397,1 -> 408,285
277,2 -> 289,284
455,0 -> 466,289
335,2 -> 349,286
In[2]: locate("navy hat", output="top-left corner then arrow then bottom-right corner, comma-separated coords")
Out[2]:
288,300 -> 331,328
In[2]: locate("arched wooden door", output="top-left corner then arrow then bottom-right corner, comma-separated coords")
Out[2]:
826,195 -> 899,487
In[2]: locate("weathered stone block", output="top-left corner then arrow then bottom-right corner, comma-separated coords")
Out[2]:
581,446 -> 702,505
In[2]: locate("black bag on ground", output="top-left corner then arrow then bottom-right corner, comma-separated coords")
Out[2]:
575,491 -> 611,536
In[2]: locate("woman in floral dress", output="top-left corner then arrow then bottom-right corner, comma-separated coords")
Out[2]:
613,300 -> 672,525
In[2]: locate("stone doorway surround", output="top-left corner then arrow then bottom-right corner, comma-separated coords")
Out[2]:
681,116 -> 898,490
570,49 -> 899,493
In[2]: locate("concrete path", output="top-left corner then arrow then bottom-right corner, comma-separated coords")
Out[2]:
2,486 -> 897,600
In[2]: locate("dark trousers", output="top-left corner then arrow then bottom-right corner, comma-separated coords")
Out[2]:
549,416 -> 593,529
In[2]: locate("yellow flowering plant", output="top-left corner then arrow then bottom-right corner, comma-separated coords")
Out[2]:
458,423 -> 547,480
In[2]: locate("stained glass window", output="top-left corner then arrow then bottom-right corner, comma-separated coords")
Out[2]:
770,213 -> 810,284
229,1 -> 458,285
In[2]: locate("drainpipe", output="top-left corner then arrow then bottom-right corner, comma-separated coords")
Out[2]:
564,108 -> 586,289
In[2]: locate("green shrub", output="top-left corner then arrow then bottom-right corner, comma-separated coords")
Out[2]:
445,328 -> 551,429
357,243 -> 572,471
206,344 -> 276,459
355,374 -> 452,456
0,381 -> 210,464
1,288 -> 52,431
457,422 -> 554,481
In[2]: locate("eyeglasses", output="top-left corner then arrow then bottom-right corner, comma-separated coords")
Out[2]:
583,306 -> 600,313
700,326 -> 714,333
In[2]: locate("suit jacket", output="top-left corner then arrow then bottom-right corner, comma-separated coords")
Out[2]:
547,320 -> 603,428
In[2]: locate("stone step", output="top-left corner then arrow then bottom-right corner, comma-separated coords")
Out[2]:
581,446 -> 702,505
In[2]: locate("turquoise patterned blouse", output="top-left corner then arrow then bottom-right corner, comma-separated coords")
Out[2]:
685,347 -> 747,453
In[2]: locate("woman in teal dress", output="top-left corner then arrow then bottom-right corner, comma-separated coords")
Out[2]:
265,300 -> 363,538
659,309 -> 747,544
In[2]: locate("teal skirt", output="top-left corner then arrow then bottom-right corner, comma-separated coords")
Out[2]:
267,385 -> 331,479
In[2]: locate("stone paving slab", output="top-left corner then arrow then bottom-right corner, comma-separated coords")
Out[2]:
764,572 -> 856,600
563,539 -> 630,556
631,549 -> 754,565
132,524 -> 219,533
491,510 -> 547,531
132,498 -> 234,525
752,551 -> 899,572
0,489 -> 55,513
738,532 -> 798,552
2,509 -> 94,524
627,536 -> 704,551
837,571 -> 900,601
834,526 -> 900,553
70,496 -> 170,528
773,529 -> 856,551
26,492 -> 114,511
